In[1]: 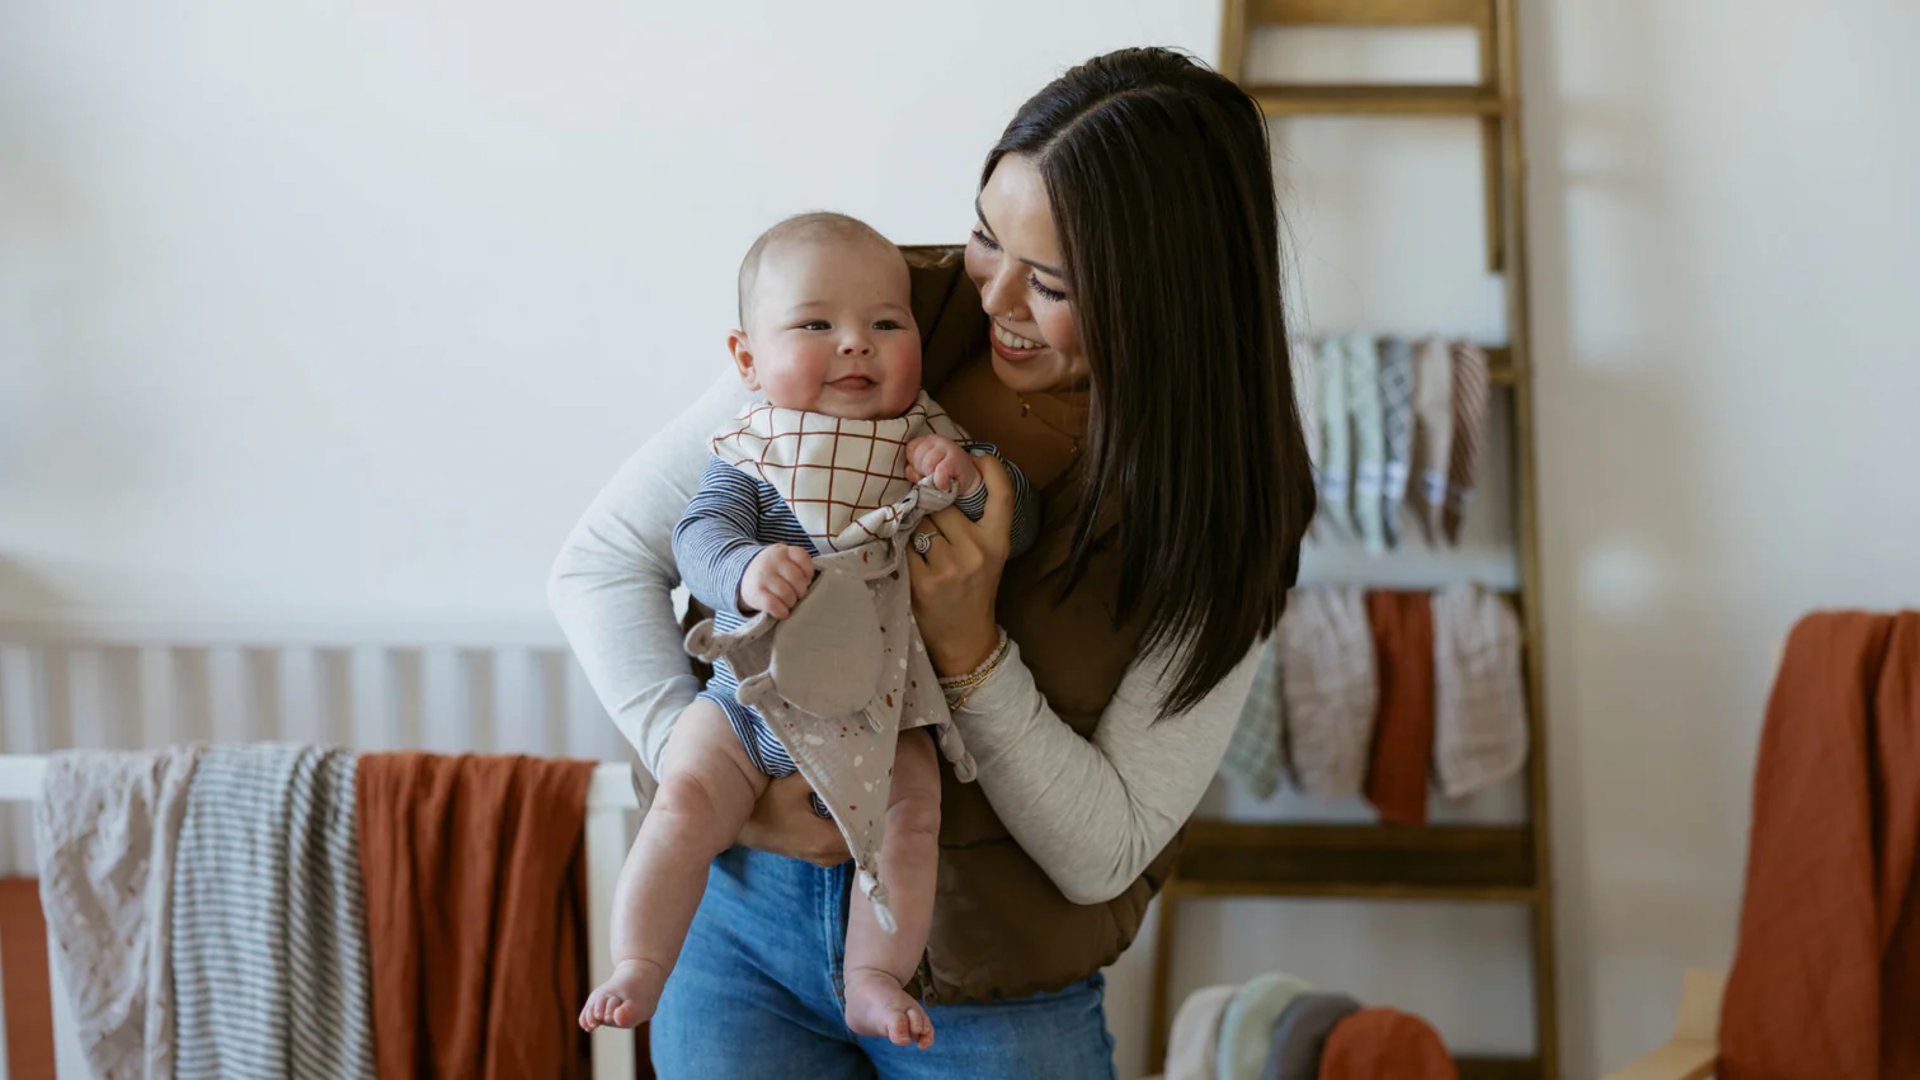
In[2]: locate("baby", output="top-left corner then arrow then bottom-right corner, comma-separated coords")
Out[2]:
581,213 -> 1034,1047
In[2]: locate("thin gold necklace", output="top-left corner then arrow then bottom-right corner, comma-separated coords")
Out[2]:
1015,393 -> 1086,455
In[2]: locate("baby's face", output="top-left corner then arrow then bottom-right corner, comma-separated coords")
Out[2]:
735,239 -> 922,420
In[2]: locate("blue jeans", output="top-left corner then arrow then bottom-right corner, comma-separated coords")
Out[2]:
650,846 -> 1118,1079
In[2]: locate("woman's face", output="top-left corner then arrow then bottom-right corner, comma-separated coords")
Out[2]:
965,154 -> 1088,394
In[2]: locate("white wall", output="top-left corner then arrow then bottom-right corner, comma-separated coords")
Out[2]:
0,0 -> 1215,625
1529,3 -> 1920,1076
4,2 -> 1919,1077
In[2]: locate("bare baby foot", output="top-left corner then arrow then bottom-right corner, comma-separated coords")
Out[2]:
844,969 -> 934,1049
580,959 -> 667,1032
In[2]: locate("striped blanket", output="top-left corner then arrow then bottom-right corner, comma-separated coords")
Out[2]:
171,744 -> 373,1079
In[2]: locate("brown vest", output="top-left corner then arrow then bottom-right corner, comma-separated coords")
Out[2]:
902,246 -> 1180,1003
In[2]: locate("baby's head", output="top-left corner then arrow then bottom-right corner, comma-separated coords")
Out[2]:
729,213 -> 922,421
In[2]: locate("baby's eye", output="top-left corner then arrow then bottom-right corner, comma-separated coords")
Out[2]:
873,319 -> 904,331
800,320 -> 831,331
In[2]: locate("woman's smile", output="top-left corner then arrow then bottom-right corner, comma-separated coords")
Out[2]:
990,322 -> 1047,362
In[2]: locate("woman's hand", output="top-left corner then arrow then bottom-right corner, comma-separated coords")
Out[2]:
736,774 -> 850,866
908,454 -> 1016,675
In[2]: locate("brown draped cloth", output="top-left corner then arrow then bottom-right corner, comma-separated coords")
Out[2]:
357,753 -> 596,1080
1319,1007 -> 1457,1080
1363,591 -> 1437,827
1720,611 -> 1920,1079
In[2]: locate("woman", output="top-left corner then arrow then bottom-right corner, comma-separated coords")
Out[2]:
550,47 -> 1315,1077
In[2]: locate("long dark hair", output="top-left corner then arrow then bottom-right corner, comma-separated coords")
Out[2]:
986,47 -> 1316,714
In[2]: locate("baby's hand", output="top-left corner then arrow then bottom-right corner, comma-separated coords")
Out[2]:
741,544 -> 814,619
905,435 -> 982,497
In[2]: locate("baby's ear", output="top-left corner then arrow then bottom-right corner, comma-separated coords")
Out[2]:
727,330 -> 760,391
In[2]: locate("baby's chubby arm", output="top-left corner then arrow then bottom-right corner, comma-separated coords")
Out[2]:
673,457 -> 817,620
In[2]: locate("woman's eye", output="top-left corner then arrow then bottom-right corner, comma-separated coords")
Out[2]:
1027,273 -> 1068,303
970,227 -> 1001,252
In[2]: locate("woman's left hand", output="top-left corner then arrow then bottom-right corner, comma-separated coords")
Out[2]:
908,454 -> 1016,676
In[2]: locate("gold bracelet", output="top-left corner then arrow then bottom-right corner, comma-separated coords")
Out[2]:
938,629 -> 1009,689
944,671 -> 998,712
939,629 -> 1011,708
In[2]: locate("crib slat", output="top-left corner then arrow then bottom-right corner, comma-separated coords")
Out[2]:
47,927 -> 86,1077
564,660 -> 623,763
138,646 -> 179,748
420,647 -> 467,753
491,647 -> 546,755
585,796 -> 635,1080
0,648 -> 44,756
349,647 -> 393,752
539,652 -> 569,759
278,647 -> 326,745
64,648 -> 109,751
1,648 -> 46,875
206,647 -> 252,745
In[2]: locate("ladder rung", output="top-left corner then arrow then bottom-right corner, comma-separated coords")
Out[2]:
1172,821 -> 1536,897
1457,1056 -> 1545,1080
1170,879 -> 1538,903
1254,0 -> 1491,26
1251,83 -> 1506,117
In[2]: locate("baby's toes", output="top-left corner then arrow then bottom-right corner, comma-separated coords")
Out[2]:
581,989 -> 618,1031
908,1006 -> 934,1049
887,1010 -> 914,1047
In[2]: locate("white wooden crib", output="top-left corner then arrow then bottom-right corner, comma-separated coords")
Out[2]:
0,754 -> 643,1080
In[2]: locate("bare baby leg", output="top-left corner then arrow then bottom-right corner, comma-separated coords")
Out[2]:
581,699 -> 768,1031
842,729 -> 942,1049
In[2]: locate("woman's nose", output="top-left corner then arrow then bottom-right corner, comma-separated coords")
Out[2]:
982,260 -> 1031,322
